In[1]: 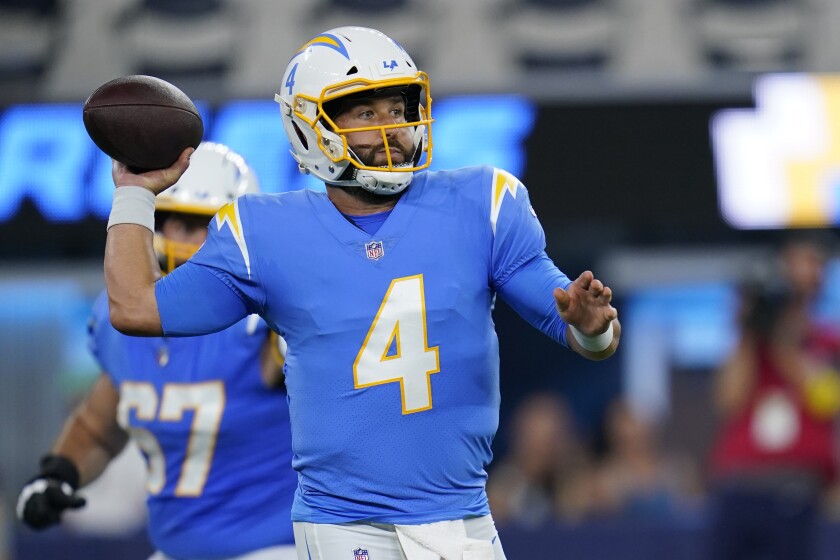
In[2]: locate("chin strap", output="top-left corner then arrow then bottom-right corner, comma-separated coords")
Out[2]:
354,169 -> 414,194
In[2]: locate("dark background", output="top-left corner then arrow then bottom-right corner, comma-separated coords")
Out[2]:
1,98 -> 759,261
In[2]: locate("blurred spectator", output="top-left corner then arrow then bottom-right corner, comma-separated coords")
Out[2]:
707,233 -> 840,560
588,398 -> 702,521
487,392 -> 594,527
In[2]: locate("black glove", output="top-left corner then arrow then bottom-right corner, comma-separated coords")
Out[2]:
17,455 -> 87,530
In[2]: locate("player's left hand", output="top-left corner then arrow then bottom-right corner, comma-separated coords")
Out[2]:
553,270 -> 617,335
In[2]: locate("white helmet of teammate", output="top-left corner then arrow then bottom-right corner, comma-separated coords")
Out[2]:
274,26 -> 432,195
154,141 -> 260,272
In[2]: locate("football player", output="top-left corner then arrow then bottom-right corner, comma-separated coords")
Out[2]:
102,28 -> 621,559
17,143 -> 297,560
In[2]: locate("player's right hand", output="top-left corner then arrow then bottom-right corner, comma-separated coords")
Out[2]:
112,147 -> 194,195
17,458 -> 87,530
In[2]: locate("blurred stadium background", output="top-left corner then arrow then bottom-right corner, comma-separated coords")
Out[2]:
3,0 -> 840,558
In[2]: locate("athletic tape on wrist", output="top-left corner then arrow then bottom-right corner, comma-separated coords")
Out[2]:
570,322 -> 614,352
107,186 -> 155,232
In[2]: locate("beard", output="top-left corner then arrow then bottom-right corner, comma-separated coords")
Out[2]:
350,131 -> 415,168
335,130 -> 417,202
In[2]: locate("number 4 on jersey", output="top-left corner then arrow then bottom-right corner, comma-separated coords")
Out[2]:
354,275 -> 440,414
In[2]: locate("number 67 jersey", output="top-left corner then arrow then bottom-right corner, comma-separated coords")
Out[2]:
159,165 -> 572,525
88,292 -> 296,558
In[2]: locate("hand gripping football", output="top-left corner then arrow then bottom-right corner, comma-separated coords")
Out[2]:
83,75 -> 203,172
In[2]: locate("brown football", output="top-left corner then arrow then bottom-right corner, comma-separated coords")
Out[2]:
83,75 -> 203,171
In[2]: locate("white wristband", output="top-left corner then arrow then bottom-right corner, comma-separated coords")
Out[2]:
107,186 -> 155,232
570,322 -> 614,352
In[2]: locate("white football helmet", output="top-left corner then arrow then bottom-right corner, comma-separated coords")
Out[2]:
154,141 -> 260,272
274,26 -> 432,195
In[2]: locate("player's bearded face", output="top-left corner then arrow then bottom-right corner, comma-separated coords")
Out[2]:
349,130 -> 414,167
333,95 -> 415,168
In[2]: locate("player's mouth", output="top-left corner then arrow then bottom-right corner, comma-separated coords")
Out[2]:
376,148 -> 405,164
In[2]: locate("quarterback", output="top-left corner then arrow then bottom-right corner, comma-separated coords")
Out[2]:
103,28 -> 620,559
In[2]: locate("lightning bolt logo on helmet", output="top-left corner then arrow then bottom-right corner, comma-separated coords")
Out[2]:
294,33 -> 351,59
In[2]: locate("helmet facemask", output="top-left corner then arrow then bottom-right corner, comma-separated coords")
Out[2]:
319,83 -> 431,194
154,234 -> 203,275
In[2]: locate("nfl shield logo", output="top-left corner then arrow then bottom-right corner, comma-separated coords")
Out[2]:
353,548 -> 369,560
365,240 -> 384,261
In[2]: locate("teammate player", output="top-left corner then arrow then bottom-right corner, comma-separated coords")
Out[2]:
101,27 -> 621,559
17,143 -> 297,560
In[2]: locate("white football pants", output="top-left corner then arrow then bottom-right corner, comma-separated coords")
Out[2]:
292,514 -> 507,560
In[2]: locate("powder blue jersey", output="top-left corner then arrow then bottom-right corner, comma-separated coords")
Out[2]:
88,292 -> 296,559
156,166 -> 572,524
